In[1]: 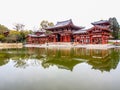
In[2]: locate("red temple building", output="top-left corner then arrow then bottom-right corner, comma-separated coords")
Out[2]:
26,29 -> 48,44
73,20 -> 111,44
45,19 -> 84,42
26,19 -> 111,44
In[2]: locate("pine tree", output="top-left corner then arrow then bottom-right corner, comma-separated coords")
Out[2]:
109,17 -> 119,39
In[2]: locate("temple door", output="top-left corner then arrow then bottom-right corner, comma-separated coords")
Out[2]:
57,34 -> 61,42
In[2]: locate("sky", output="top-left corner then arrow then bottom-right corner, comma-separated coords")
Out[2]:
0,0 -> 120,30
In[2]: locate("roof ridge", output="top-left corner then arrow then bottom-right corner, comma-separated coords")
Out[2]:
56,19 -> 72,25
91,20 -> 110,25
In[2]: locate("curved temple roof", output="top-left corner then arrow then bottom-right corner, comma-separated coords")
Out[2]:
91,20 -> 110,25
45,19 -> 84,30
28,33 -> 47,38
73,28 -> 88,34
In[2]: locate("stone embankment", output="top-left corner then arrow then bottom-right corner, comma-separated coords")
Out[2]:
74,44 -> 115,49
24,42 -> 117,49
0,43 -> 23,49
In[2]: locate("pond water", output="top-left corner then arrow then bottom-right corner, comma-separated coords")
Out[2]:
0,47 -> 120,90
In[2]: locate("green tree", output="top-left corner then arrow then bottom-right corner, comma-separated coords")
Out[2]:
109,17 -> 119,39
18,30 -> 31,43
5,30 -> 20,42
0,35 -> 5,42
0,24 -> 9,42
13,23 -> 25,31
40,20 -> 54,29
40,20 -> 54,34
5,30 -> 32,43
0,24 -> 9,34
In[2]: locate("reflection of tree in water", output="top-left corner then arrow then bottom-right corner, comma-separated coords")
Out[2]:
0,50 -> 10,66
0,48 -> 44,68
42,48 -> 120,72
9,48 -> 32,68
0,47 -> 120,72
109,49 -> 120,69
41,48 -> 84,71
10,48 -> 45,68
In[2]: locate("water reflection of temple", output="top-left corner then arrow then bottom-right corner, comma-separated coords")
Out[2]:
42,48 -> 83,71
0,48 -> 120,72
42,48 -> 120,72
73,48 -> 120,72
74,48 -> 110,60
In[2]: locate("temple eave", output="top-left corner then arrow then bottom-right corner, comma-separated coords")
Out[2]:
45,25 -> 83,31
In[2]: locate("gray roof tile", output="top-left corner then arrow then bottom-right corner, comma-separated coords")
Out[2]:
91,20 -> 110,25
46,19 -> 83,30
73,29 -> 88,34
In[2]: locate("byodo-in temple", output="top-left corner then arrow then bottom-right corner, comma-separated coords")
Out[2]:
26,19 -> 111,44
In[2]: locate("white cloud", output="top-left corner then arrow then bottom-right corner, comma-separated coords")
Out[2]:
0,0 -> 119,30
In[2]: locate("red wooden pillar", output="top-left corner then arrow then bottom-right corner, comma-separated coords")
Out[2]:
80,36 -> 82,44
82,35 -> 83,44
67,35 -> 69,42
62,35 -> 64,42
64,35 -> 67,42
74,35 -> 76,43
79,36 -> 81,44
102,36 -> 104,44
68,35 -> 70,42
106,36 -> 108,44
104,37 -> 106,44
53,35 -> 56,42
60,36 -> 62,42
82,35 -> 84,44
90,36 -> 92,44
101,31 -> 105,44
105,36 -> 107,44
67,35 -> 68,42
84,36 -> 86,44
80,35 -> 82,44
66,35 -> 68,42
83,36 -> 85,44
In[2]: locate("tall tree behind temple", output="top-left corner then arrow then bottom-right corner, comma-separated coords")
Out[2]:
40,20 -> 54,29
13,23 -> 25,31
40,20 -> 54,34
109,17 -> 119,39
119,25 -> 120,38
